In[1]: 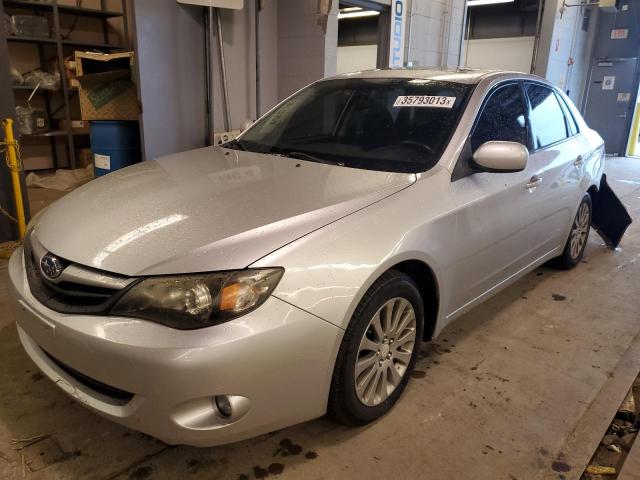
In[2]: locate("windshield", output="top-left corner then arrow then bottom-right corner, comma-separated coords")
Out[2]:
232,78 -> 472,173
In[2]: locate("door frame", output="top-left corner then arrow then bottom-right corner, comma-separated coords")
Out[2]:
581,56 -> 640,156
338,0 -> 391,68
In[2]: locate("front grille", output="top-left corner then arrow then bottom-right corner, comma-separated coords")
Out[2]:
44,350 -> 134,404
23,233 -> 135,314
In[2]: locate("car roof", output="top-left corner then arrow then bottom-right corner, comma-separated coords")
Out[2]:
326,68 -> 544,85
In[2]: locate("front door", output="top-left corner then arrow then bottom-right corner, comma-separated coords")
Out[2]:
584,58 -> 639,155
447,82 -> 539,317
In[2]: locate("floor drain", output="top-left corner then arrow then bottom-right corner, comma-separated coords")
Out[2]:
580,377 -> 640,478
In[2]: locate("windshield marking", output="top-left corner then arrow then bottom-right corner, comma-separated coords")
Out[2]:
393,95 -> 456,108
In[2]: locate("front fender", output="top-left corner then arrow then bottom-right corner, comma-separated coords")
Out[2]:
250,169 -> 456,335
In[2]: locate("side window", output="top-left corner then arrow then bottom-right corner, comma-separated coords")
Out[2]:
556,92 -> 579,136
525,84 -> 569,148
470,84 -> 528,152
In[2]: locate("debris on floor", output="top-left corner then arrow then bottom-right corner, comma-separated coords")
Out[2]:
585,465 -> 616,475
618,390 -> 636,422
0,240 -> 21,259
9,434 -> 50,451
25,165 -> 93,191
580,377 -> 640,479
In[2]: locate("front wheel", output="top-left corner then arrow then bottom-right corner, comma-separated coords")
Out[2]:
553,193 -> 592,269
327,270 -> 423,425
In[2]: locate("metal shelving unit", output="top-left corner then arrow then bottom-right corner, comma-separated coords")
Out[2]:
4,0 -> 123,18
8,34 -> 124,50
3,0 -> 128,170
24,130 -> 87,137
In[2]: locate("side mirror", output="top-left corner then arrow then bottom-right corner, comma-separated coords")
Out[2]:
472,141 -> 528,173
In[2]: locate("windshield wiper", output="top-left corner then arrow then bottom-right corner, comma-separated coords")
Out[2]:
223,139 -> 246,151
285,151 -> 344,167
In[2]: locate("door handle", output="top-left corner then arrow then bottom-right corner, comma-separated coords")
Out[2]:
574,155 -> 583,166
526,175 -> 542,190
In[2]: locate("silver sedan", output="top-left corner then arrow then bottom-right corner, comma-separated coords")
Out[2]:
8,69 -> 620,446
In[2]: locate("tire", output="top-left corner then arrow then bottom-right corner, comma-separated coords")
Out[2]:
327,270 -> 424,425
552,193 -> 592,270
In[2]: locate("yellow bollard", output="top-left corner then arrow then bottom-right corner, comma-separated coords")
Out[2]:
2,118 -> 27,239
628,103 -> 640,157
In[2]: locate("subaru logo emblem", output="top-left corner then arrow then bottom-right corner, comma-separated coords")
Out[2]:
40,253 -> 64,280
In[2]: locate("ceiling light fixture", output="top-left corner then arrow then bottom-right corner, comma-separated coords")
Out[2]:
340,6 -> 362,12
467,0 -> 514,6
338,10 -> 380,19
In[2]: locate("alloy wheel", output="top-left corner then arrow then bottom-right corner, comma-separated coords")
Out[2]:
570,202 -> 590,260
354,297 -> 417,407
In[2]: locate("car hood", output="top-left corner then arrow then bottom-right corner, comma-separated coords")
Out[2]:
32,147 -> 415,276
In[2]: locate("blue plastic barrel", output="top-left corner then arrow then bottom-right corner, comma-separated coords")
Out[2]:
89,121 -> 141,176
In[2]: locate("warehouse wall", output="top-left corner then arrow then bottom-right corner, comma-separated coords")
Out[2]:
465,37 -> 536,73
277,0 -> 338,100
133,0 -> 208,161
589,1 -> 640,59
462,2 -> 538,73
211,1 -> 276,131
257,1 -> 279,117
337,45 -> 378,74
407,0 -> 466,68
211,5 -> 255,131
541,4 -> 597,106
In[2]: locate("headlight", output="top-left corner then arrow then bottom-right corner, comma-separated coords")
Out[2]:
110,268 -> 284,329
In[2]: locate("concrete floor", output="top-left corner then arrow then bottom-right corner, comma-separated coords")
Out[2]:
1,157 -> 640,480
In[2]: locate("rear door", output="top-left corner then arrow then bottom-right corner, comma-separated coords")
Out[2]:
523,83 -> 585,258
448,82 -> 540,316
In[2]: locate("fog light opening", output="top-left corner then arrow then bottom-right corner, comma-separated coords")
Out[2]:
215,395 -> 233,418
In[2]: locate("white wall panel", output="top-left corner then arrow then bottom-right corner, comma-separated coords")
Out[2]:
337,45 -> 378,74
465,36 -> 536,73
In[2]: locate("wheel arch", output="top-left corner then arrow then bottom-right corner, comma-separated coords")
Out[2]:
377,259 -> 440,341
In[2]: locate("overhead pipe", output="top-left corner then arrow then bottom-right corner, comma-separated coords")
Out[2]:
406,0 -> 414,66
205,7 -> 215,144
255,0 -> 261,119
440,0 -> 454,67
215,8 -> 232,131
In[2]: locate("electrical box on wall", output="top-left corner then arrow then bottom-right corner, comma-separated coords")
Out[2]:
177,0 -> 243,8
599,0 -> 621,13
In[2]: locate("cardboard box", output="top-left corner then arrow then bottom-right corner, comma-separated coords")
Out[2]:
64,56 -> 77,87
75,51 -> 139,121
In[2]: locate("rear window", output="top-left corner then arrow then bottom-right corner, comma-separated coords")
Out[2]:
556,92 -> 579,136
236,78 -> 473,173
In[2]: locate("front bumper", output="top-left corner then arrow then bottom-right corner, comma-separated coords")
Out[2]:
7,248 -> 343,447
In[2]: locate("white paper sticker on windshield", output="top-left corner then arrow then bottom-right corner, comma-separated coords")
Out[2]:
393,95 -> 456,108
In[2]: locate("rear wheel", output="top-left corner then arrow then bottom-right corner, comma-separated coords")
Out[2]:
553,194 -> 592,269
327,270 -> 423,425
